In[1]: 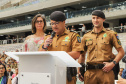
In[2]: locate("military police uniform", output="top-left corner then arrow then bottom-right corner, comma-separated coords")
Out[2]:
82,27 -> 122,84
39,28 -> 83,84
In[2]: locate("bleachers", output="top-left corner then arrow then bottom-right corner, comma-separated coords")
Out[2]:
0,43 -> 23,53
0,1 -> 126,30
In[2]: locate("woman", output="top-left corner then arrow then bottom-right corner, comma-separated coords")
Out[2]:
0,62 -> 11,84
22,14 -> 47,51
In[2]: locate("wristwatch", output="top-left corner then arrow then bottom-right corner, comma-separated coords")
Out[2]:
112,61 -> 117,65
42,45 -> 47,50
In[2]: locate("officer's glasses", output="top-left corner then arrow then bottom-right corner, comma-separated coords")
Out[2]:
35,20 -> 43,24
50,22 -> 60,26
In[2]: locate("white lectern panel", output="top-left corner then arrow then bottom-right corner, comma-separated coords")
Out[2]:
20,72 -> 51,84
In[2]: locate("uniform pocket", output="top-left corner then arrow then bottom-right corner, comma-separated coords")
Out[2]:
84,70 -> 95,83
86,41 -> 93,52
101,40 -> 109,51
61,42 -> 70,51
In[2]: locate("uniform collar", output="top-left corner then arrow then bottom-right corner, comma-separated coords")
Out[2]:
91,27 -> 106,33
59,28 -> 69,35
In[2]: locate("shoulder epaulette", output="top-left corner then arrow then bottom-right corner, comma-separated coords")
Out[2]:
85,30 -> 92,34
70,30 -> 78,33
106,28 -> 111,31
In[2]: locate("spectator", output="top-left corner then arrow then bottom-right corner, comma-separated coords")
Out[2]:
22,14 -> 46,51
71,25 -> 76,31
12,37 -> 16,43
7,67 -> 13,79
118,68 -> 124,79
15,49 -> 19,52
12,68 -> 18,79
120,23 -> 124,33
0,62 -> 11,84
81,24 -> 86,35
122,69 -> 126,79
124,23 -> 126,32
7,35 -> 11,44
19,36 -> 24,43
12,74 -> 18,84
6,63 -> 10,69
1,58 -> 6,65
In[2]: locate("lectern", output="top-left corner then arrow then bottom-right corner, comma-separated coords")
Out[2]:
5,51 -> 81,84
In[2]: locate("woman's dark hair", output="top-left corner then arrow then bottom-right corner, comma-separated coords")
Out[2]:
32,14 -> 47,33
0,62 -> 8,77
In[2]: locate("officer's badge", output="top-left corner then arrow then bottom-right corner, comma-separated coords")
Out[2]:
76,35 -> 81,43
115,32 -> 121,45
63,36 -> 70,42
65,36 -> 69,40
103,33 -> 107,37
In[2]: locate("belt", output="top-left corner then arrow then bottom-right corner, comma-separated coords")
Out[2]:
86,64 -> 104,70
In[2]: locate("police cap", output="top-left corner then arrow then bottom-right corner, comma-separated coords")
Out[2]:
50,11 -> 66,21
92,10 -> 105,19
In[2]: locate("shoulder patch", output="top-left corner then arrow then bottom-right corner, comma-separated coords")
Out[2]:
77,36 -> 81,43
114,32 -> 121,45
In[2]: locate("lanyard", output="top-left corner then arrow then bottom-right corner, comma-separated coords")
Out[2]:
0,77 -> 3,84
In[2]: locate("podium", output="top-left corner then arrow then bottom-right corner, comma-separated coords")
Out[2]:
5,51 -> 81,84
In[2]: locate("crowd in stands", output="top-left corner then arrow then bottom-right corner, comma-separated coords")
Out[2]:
0,50 -> 19,84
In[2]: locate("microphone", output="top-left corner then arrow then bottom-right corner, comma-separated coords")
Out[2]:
46,31 -> 56,48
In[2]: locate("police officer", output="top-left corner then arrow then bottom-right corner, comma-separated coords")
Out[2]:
39,11 -> 83,84
78,10 -> 125,84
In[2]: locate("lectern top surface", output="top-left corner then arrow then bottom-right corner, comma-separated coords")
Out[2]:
5,51 -> 81,67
